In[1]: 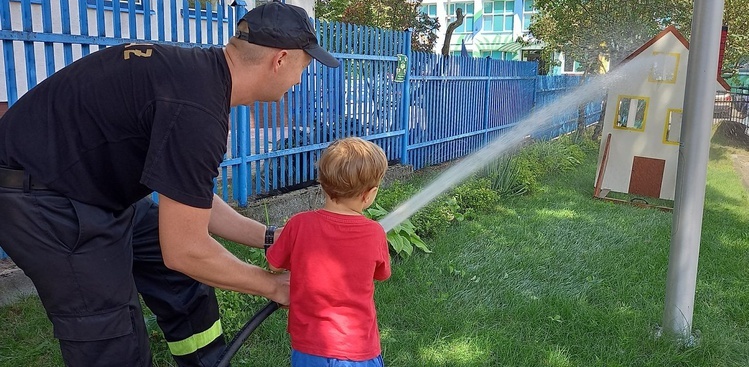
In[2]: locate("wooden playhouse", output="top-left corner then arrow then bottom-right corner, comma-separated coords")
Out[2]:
594,26 -> 730,208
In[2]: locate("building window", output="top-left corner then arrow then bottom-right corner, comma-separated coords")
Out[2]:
482,1 -> 514,33
523,0 -> 536,30
563,56 -> 575,72
649,52 -> 680,83
420,4 -> 438,18
614,96 -> 649,131
663,109 -> 682,144
481,50 -> 513,60
447,2 -> 474,34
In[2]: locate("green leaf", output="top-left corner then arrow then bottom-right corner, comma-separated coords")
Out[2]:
405,233 -> 430,252
387,231 -> 406,254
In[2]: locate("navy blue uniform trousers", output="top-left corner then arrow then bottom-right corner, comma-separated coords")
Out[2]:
0,187 -> 226,366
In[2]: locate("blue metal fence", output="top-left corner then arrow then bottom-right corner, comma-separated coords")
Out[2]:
407,53 -> 538,170
532,75 -> 603,140
224,20 -> 410,203
0,0 -> 602,260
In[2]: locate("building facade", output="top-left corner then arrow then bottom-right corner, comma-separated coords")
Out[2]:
419,0 -> 582,75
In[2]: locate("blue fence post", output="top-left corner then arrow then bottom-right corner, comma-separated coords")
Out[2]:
233,1 -> 249,206
482,58 -> 491,145
400,29 -> 412,165
0,246 -> 7,260
0,0 -> 18,105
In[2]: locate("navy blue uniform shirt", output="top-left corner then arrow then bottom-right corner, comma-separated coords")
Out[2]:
0,43 -> 231,211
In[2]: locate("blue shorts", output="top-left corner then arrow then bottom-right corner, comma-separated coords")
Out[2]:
291,350 -> 384,367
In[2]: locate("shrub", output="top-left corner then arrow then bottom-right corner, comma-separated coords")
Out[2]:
373,181 -> 418,212
451,178 -> 500,214
410,197 -> 463,238
482,155 -> 532,197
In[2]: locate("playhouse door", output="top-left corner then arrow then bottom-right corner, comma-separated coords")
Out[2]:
629,156 -> 666,198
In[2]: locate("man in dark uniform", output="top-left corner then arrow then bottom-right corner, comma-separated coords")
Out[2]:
0,1 -> 339,366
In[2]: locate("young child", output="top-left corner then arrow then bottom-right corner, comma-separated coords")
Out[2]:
266,137 -> 391,367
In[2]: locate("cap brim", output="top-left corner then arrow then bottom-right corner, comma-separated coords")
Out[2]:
305,46 -> 340,68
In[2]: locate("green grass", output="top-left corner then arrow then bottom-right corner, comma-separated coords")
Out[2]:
2,136 -> 748,367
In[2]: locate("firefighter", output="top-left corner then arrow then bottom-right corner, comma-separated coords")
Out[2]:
0,1 -> 339,365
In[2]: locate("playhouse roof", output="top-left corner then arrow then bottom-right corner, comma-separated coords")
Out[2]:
623,25 -> 730,90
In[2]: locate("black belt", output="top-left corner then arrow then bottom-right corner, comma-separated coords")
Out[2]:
0,166 -> 49,190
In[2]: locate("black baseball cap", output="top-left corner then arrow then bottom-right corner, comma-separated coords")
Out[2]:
236,0 -> 340,68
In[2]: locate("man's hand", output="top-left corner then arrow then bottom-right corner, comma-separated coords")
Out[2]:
268,271 -> 290,306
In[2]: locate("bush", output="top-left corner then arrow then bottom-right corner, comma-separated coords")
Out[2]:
373,181 -> 418,212
451,178 -> 500,214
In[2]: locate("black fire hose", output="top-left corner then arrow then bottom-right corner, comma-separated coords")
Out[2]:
213,301 -> 280,367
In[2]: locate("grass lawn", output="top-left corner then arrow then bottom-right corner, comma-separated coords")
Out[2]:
1,134 -> 748,366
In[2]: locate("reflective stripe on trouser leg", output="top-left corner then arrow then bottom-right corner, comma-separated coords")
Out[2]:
130,197 -> 227,366
167,319 -> 223,356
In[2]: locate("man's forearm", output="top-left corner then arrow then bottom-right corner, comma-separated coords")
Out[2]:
208,194 -> 266,248
164,233 -> 288,303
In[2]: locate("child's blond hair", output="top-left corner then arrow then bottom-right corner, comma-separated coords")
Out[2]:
317,137 -> 388,200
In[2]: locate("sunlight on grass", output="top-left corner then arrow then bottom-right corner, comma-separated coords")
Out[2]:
419,337 -> 488,365
544,345 -> 573,367
535,208 -> 579,219
615,301 -> 636,316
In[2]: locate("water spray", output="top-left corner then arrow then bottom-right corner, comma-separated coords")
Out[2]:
380,56 -> 654,232
213,55 -> 657,366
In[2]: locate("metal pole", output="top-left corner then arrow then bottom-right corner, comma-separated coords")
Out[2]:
662,0 -> 724,340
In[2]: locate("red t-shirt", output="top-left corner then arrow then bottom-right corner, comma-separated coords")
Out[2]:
266,209 -> 391,361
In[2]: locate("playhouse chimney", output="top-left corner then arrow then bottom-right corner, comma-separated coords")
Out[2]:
718,25 -> 728,77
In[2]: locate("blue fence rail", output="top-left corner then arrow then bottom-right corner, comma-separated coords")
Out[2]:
0,0 -> 602,260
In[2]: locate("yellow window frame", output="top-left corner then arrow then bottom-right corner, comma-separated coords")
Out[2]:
613,95 -> 650,132
663,108 -> 683,145
648,52 -> 680,84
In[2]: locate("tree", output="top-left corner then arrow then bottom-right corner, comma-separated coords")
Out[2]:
315,0 -> 440,53
722,0 -> 749,79
529,0 -> 749,138
529,0 -> 749,77
441,8 -> 464,56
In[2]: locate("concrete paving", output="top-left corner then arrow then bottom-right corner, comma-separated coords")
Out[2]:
0,259 -> 36,307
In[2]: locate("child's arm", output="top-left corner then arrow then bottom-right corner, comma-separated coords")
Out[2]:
374,234 -> 391,281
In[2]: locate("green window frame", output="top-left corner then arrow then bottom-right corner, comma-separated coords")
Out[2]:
482,0 -> 514,33
447,2 -> 475,34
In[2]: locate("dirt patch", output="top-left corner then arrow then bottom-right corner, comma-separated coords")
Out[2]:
713,120 -> 749,193
713,120 -> 749,149
731,153 -> 749,193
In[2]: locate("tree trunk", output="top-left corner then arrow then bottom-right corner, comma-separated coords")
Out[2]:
575,66 -> 590,139
441,8 -> 464,57
591,99 -> 606,141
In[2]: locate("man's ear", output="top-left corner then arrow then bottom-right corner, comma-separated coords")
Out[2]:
272,49 -> 289,71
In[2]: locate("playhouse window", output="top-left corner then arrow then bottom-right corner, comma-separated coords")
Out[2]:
614,96 -> 649,131
663,109 -> 683,144
649,52 -> 680,83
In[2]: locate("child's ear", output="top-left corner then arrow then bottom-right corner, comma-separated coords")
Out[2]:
363,187 -> 379,203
